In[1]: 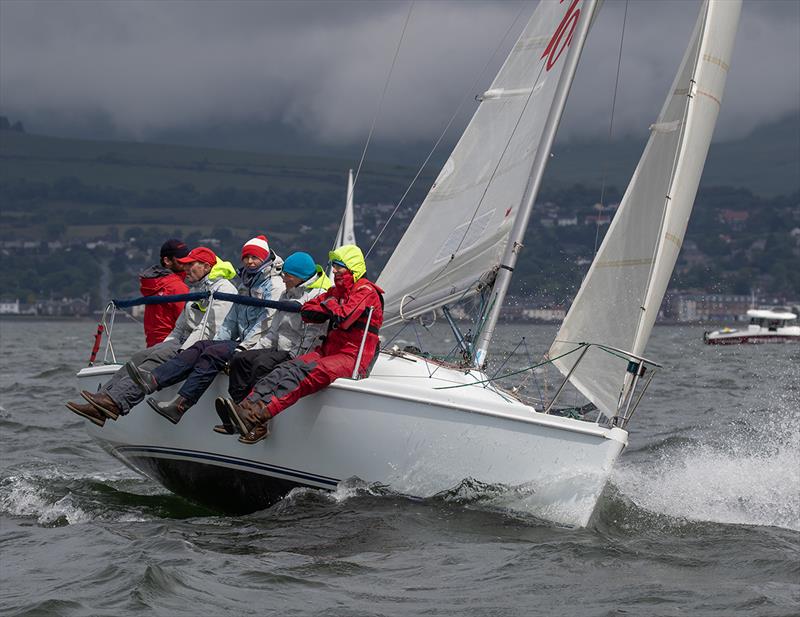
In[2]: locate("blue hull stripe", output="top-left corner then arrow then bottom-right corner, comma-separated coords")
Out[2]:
114,445 -> 340,487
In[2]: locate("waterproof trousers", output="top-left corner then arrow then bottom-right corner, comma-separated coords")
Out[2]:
151,339 -> 238,406
248,349 -> 355,417
102,339 -> 180,414
227,348 -> 292,403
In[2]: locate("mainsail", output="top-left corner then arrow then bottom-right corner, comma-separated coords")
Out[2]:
548,0 -> 741,417
378,0 -> 598,326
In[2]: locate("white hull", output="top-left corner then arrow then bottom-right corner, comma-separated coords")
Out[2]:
78,352 -> 627,527
704,326 -> 800,345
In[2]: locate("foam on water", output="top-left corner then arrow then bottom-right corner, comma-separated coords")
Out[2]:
613,409 -> 800,531
0,474 -> 92,526
0,463 -> 163,526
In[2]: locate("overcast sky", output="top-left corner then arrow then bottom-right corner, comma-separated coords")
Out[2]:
1,0 -> 798,150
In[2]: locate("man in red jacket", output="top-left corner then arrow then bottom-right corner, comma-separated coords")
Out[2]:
139,239 -> 190,347
230,244 -> 383,444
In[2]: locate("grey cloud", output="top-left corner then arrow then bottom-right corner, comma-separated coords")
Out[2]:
0,0 -> 797,147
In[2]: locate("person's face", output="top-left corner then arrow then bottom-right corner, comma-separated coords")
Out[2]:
331,263 -> 348,275
281,272 -> 303,290
242,254 -> 265,269
162,256 -> 183,273
185,261 -> 211,283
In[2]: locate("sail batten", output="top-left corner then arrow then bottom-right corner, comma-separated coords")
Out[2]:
548,0 -> 742,416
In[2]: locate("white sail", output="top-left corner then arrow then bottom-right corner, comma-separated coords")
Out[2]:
378,0 -> 598,325
335,168 -> 356,248
548,0 -> 741,416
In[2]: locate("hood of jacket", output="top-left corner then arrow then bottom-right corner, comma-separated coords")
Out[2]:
328,245 -> 366,282
189,258 -> 237,291
139,265 -> 185,296
307,265 -> 333,291
209,258 -> 237,282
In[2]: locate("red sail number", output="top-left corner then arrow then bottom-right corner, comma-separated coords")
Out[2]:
541,0 -> 581,71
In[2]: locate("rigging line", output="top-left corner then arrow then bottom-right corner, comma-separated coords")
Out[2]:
365,3 -> 528,260
593,0 -> 629,257
351,1 -> 414,202
397,11 -> 551,308
488,337 -> 525,383
433,344 -> 588,390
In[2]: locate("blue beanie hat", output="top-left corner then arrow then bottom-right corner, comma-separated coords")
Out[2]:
282,252 -> 317,281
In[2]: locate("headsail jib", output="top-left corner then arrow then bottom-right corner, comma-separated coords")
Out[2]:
548,0 -> 742,418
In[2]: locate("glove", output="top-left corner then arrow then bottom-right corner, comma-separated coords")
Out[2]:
301,308 -> 330,323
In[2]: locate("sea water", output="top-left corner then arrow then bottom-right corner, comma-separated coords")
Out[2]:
1,320 -> 798,616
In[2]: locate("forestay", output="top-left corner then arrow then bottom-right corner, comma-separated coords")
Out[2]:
378,0 -> 595,325
548,0 -> 741,417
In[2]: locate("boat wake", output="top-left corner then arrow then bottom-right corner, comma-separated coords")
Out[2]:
275,475 -> 611,528
609,412 -> 800,532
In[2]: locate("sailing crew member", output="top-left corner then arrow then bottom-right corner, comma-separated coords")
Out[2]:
139,238 -> 190,347
125,236 -> 288,424
216,252 -> 331,434
230,244 -> 383,444
64,247 -> 237,426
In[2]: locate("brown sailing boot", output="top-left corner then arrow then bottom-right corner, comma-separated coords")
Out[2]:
65,401 -> 106,427
80,390 -> 121,420
227,399 -> 263,437
238,420 -> 271,445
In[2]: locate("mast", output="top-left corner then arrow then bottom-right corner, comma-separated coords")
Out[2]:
473,0 -> 599,368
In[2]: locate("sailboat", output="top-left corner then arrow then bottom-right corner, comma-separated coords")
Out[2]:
76,0 -> 741,527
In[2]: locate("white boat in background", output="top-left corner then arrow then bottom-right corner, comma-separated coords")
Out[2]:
704,308 -> 800,344
76,0 -> 741,527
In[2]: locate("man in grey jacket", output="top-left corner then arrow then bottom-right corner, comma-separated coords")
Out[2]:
65,247 -> 237,426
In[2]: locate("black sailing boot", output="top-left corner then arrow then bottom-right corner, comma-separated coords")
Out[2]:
147,396 -> 190,424
213,397 -> 236,435
125,361 -> 159,394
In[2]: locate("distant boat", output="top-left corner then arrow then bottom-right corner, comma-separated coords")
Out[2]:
75,0 -> 741,527
704,308 -> 800,344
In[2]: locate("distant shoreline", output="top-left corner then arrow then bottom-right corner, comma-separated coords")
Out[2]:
0,314 -> 730,327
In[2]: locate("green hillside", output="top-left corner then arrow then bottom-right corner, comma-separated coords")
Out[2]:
0,120 -> 798,307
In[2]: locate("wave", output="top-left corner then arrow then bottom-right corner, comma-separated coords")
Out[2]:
610,410 -> 800,531
0,465 -> 213,526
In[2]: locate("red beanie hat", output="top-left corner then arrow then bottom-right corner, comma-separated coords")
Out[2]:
241,235 -> 270,261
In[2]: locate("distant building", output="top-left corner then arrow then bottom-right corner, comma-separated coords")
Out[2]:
0,299 -> 20,314
666,293 -> 753,322
521,307 -> 566,322
584,214 -> 611,226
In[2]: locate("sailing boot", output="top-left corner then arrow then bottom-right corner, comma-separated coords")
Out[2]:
65,401 -> 106,427
80,390 -> 121,420
213,397 -> 236,435
125,361 -> 159,394
147,396 -> 190,425
239,420 -> 271,445
227,399 -> 263,437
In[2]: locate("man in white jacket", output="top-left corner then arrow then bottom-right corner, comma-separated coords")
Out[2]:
65,247 -> 237,426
